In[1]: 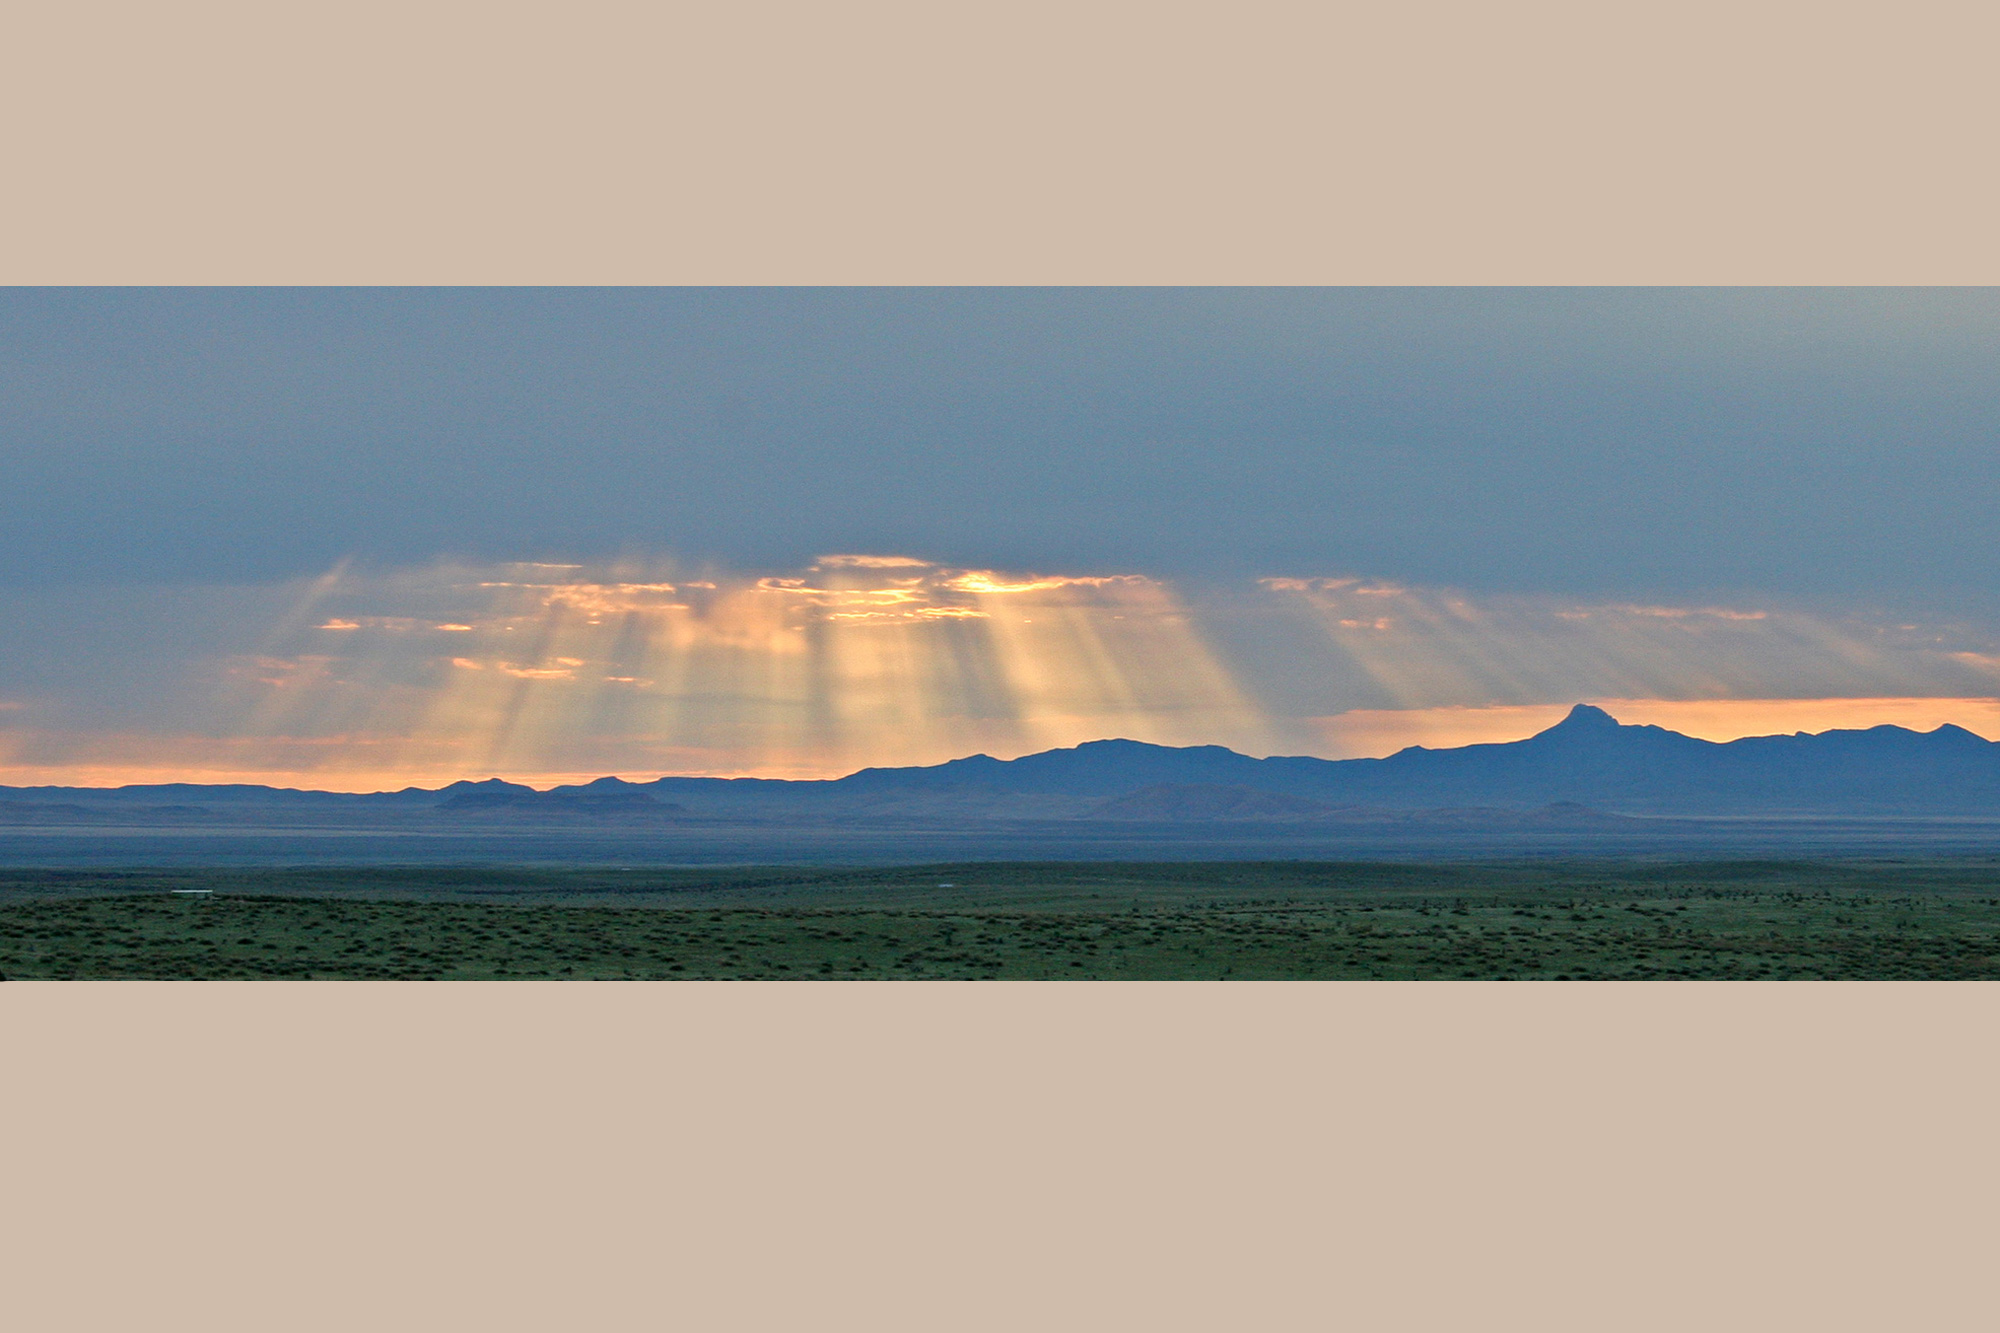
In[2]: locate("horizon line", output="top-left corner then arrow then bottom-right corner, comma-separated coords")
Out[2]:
3,703 -> 1995,796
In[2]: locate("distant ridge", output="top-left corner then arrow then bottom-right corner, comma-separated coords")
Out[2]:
438,777 -> 683,816
628,703 -> 2000,816
4,705 -> 1998,817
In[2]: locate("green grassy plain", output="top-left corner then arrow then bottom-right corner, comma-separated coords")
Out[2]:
4,860 -> 2000,979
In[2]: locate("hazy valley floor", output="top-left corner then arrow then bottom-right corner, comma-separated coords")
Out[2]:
5,813 -> 2000,866
5,860 -> 2000,979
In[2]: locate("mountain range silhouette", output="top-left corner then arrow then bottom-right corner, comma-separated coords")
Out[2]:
5,705 -> 1997,818
630,703 -> 2000,816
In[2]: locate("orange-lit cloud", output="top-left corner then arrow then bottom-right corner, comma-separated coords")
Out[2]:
754,577 -> 933,608
4,558 -> 1999,788
942,572 -> 1142,596
317,616 -> 473,633
57,557 -> 1264,784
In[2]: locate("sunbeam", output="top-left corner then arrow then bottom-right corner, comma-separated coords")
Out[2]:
0,558 -> 1995,787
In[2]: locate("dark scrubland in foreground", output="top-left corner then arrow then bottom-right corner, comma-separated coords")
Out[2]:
5,860 -> 2000,979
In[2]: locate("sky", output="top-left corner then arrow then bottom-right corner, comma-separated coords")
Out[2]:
2,288 -> 1997,787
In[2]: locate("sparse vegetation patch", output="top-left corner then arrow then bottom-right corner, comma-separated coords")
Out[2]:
3,860 -> 1999,979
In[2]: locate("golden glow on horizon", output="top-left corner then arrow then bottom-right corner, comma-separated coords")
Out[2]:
1308,697 -> 2000,759
3,557 -> 1999,787
5,695 -> 1997,791
67,557 -> 1269,785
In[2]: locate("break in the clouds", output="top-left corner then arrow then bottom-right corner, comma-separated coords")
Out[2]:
1,558 -> 1996,788
5,289 -> 1996,785
4,288 -> 2000,615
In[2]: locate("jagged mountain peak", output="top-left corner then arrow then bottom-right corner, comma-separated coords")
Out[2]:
1542,703 -> 1621,734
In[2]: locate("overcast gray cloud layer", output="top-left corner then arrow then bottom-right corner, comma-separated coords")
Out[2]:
4,288 -> 1997,612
